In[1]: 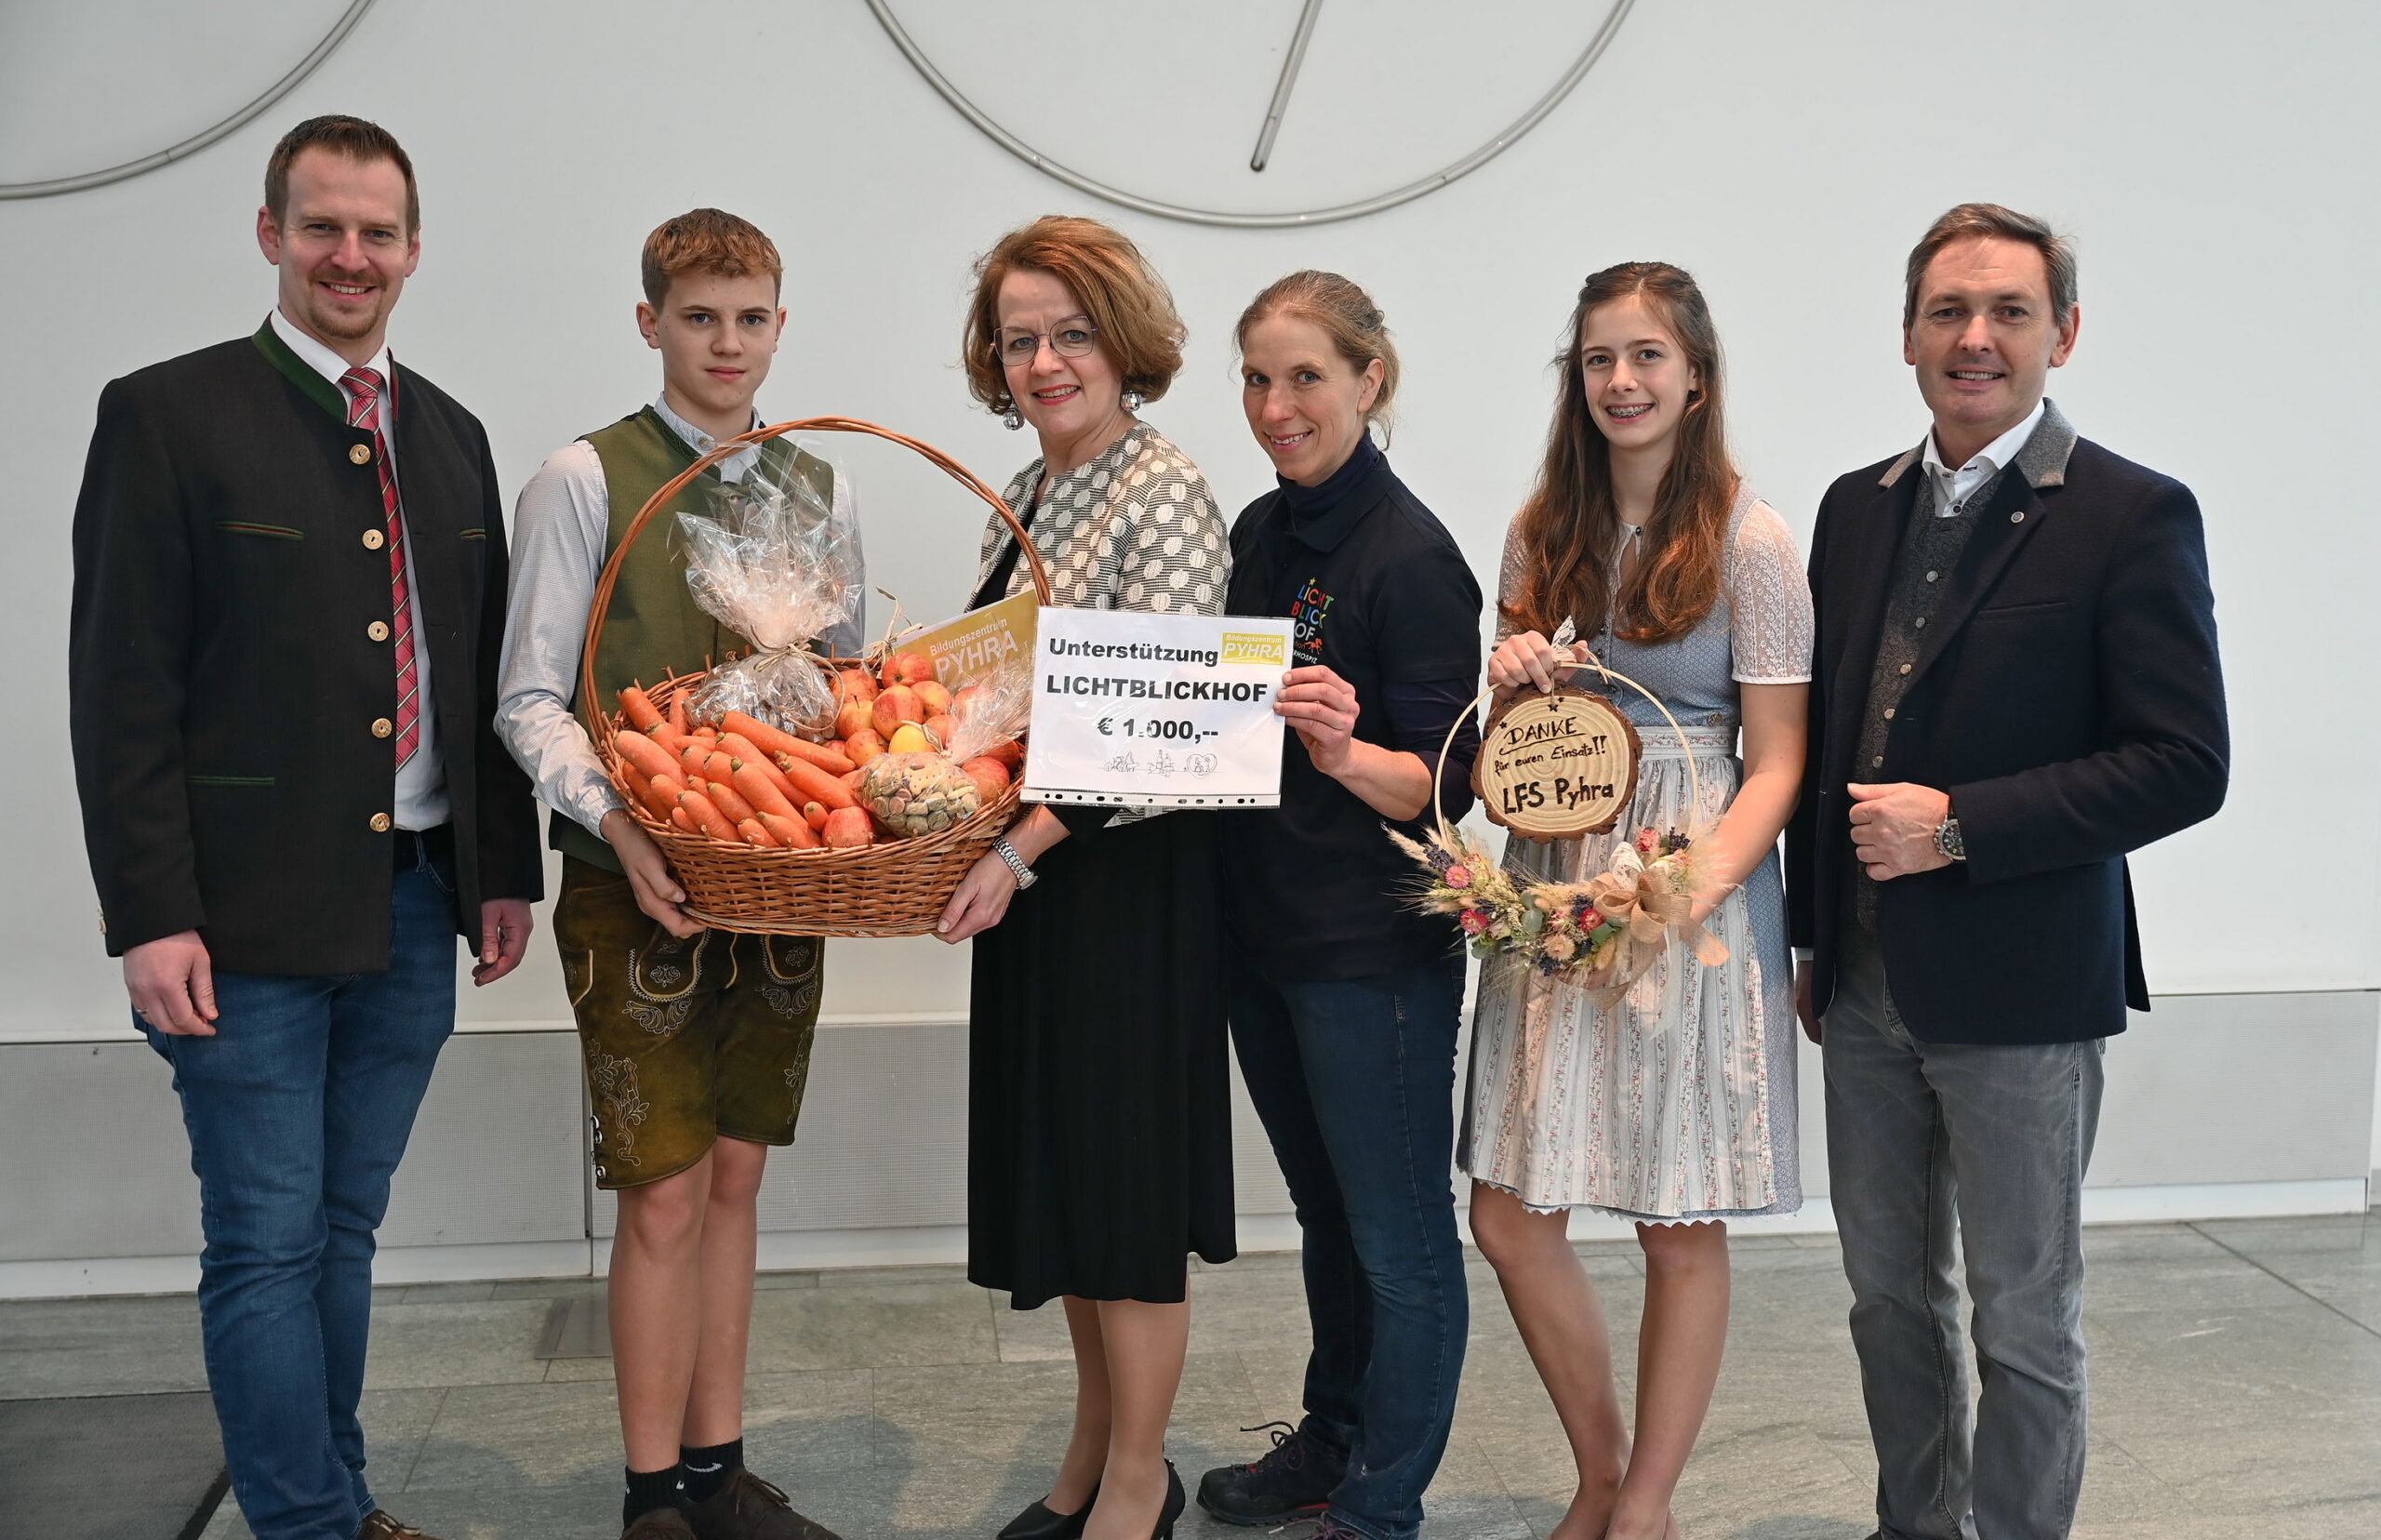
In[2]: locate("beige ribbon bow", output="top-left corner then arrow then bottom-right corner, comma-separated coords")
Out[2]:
1574,848 -> 1730,1011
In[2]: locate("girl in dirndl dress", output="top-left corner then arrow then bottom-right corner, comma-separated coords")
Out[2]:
1461,262 -> 1813,1540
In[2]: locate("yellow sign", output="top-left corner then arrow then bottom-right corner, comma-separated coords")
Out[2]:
898,590 -> 1039,688
1219,631 -> 1288,667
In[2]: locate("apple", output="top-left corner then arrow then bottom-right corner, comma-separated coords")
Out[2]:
882,651 -> 936,688
958,756 -> 1011,803
844,728 -> 886,766
913,680 -> 953,717
833,668 -> 879,705
823,807 -> 875,848
834,698 -> 875,742
871,684 -> 924,737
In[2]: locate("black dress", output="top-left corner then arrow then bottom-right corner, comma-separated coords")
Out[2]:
964,424 -> 1237,1308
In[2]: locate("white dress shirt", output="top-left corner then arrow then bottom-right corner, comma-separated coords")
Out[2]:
1922,398 -> 2046,517
271,309 -> 450,831
496,398 -> 864,838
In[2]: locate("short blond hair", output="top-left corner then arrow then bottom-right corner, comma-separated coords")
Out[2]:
962,216 -> 1185,417
641,208 -> 781,308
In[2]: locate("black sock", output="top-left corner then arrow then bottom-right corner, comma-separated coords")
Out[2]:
623,1464 -> 685,1522
679,1438 -> 743,1504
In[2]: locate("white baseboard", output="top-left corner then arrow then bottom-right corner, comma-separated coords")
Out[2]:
8,1178 -> 2363,1301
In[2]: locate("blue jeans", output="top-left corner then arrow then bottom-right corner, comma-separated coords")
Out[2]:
1228,951 -> 1469,1540
140,843 -> 460,1540
1822,931 -> 2104,1540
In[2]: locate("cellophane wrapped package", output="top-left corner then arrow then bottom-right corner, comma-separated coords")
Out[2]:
677,447 -> 863,739
941,658 -> 1032,763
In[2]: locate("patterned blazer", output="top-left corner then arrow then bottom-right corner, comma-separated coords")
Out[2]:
971,420 -> 1229,826
972,420 -> 1228,616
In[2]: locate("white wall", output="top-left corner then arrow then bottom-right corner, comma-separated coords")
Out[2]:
3,2 -> 2375,1062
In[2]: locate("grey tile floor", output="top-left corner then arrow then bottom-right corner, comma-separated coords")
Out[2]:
4,1216 -> 2377,1540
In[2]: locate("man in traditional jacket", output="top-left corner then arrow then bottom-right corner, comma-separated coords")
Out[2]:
69,115 -> 541,1540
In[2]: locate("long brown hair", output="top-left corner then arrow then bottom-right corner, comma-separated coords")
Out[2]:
1501,262 -> 1738,645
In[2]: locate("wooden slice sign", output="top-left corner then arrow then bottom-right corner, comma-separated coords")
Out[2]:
1471,684 -> 1641,838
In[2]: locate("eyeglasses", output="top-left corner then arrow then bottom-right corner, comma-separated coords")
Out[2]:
991,316 -> 1099,368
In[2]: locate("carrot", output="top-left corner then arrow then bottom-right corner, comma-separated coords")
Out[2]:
731,761 -> 802,821
778,754 -> 859,811
725,711 -> 857,776
671,804 -> 696,833
736,817 -> 778,849
676,788 -> 738,842
706,779 -> 760,825
668,696 -> 691,735
777,739 -> 856,776
802,801 -> 830,831
701,750 -> 739,788
719,735 -> 814,794
716,733 -> 777,775
677,740 -> 712,782
615,729 -> 681,785
713,739 -> 798,802
761,811 -> 818,849
619,686 -> 664,733
692,725 -> 718,745
637,773 -> 685,822
647,722 -> 687,756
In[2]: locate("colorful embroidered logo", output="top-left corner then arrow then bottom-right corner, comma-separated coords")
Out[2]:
1290,577 -> 1334,664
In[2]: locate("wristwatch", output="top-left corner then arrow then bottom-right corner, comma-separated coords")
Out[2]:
1934,814 -> 1967,863
990,835 -> 1038,890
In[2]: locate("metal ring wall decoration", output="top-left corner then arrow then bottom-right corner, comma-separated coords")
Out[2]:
864,0 -> 1637,229
0,0 -> 377,200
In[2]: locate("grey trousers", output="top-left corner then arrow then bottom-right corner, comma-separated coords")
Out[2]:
1822,933 -> 2106,1540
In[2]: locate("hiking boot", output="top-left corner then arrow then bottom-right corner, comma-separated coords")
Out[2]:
1195,1421 -> 1346,1525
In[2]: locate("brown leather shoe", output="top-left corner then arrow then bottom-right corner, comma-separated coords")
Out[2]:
622,1508 -> 699,1540
357,1512 -> 443,1540
688,1469 -> 841,1540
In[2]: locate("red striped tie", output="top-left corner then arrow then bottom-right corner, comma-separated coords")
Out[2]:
339,366 -> 419,770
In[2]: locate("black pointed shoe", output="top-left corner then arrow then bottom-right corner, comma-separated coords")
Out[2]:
1196,1421 -> 1344,1526
1151,1461 -> 1186,1540
996,1482 -> 1098,1540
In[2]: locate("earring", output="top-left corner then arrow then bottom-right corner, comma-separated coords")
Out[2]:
1003,407 -> 1023,431
1122,389 -> 1145,413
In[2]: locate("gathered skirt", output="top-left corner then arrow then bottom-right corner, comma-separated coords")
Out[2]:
1459,729 -> 1801,1222
968,811 -> 1236,1307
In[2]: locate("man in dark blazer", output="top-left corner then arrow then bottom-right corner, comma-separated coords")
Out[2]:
68,116 -> 540,1540
1787,204 -> 2227,1540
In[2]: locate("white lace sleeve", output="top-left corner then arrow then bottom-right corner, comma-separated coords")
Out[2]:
1494,512 -> 1529,643
1728,498 -> 1814,684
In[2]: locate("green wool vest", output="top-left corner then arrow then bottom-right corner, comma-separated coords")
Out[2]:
552,407 -> 837,871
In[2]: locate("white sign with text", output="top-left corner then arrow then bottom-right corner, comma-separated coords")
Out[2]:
1023,608 -> 1295,808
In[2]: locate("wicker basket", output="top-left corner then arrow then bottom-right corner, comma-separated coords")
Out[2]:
579,417 -> 1052,936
